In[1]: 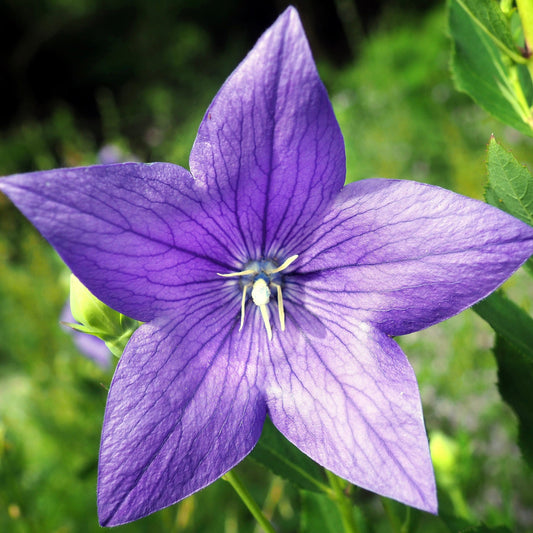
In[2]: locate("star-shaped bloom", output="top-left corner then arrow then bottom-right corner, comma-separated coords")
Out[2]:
1,7 -> 533,527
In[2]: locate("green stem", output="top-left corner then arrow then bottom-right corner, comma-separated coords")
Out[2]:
525,57 -> 533,85
253,476 -> 284,533
380,498 -> 402,533
326,470 -> 361,533
381,499 -> 417,533
516,0 -> 533,80
169,504 -> 181,533
401,506 -> 413,533
223,470 -> 276,533
457,0 -> 526,63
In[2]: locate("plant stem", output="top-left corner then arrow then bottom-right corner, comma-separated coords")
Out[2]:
516,0 -> 533,80
253,476 -> 284,533
401,506 -> 413,533
326,470 -> 361,533
223,470 -> 276,533
380,498 -> 402,533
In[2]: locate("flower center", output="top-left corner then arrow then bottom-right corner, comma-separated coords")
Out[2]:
217,255 -> 298,341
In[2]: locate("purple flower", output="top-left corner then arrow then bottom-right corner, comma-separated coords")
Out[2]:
60,303 -> 112,369
1,7 -> 533,526
97,144 -> 139,165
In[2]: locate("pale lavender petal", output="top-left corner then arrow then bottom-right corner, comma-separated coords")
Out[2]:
72,331 -> 111,368
97,144 -> 138,165
190,6 -> 345,259
98,302 -> 265,526
0,163 -> 246,322
296,179 -> 533,336
263,302 -> 436,513
60,304 -> 111,368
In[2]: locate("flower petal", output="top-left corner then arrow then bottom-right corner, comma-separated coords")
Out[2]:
97,303 -> 265,526
264,306 -> 437,512
60,304 -> 111,368
0,163 -> 244,322
297,179 -> 533,336
189,7 -> 345,260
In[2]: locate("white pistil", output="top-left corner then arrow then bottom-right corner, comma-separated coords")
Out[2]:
251,279 -> 273,340
251,278 -> 271,305
258,303 -> 272,341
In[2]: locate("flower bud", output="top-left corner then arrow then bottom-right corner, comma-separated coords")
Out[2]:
68,274 -> 140,356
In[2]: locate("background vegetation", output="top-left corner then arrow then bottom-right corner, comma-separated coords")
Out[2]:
1,1 -> 532,531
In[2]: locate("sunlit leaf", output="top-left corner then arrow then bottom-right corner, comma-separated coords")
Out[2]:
474,292 -> 533,467
486,137 -> 533,225
449,0 -> 533,135
454,0 -> 517,57
486,137 -> 533,272
493,335 -> 533,469
474,291 -> 533,362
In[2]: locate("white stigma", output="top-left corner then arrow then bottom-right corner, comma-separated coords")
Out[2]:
251,278 -> 272,341
251,278 -> 271,305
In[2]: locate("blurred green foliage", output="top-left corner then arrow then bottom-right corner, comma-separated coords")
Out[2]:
1,2 -> 533,532
330,7 -> 533,198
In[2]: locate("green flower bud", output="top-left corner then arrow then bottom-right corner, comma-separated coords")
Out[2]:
70,275 -> 122,335
67,274 -> 140,357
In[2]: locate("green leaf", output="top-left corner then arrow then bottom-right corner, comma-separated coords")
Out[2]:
474,291 -> 533,360
449,0 -> 533,135
455,0 -> 517,58
61,321 -> 100,336
493,335 -> 533,468
474,292 -> 533,467
486,137 -> 533,273
439,508 -> 512,532
438,512 -> 472,533
250,417 -> 328,493
300,491 -> 344,533
459,524 -> 512,533
486,137 -> 533,226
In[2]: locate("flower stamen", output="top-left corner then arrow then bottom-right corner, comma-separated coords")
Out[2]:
218,255 -> 298,340
239,284 -> 250,331
271,283 -> 286,331
265,254 -> 299,275
217,268 -> 257,278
